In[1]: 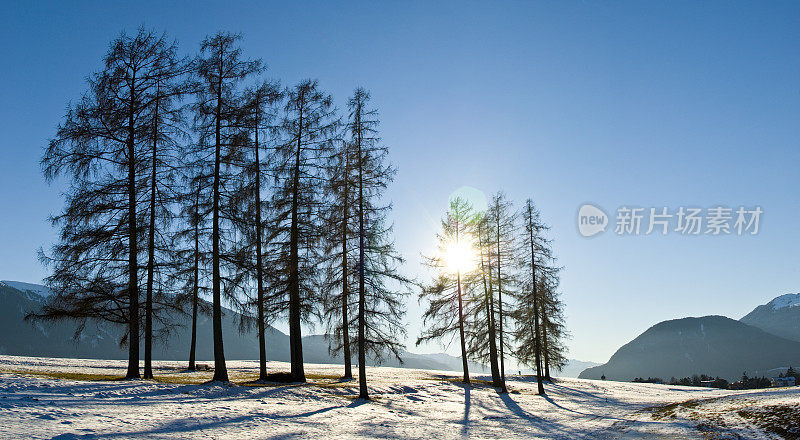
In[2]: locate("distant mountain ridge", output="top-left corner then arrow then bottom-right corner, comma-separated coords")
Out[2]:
740,293 -> 800,343
579,315 -> 800,382
0,281 -> 476,372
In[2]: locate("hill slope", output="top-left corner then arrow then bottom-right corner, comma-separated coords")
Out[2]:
740,293 -> 800,342
578,315 -> 800,381
0,281 -> 470,371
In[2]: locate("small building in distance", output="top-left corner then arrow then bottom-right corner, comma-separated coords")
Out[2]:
770,376 -> 796,387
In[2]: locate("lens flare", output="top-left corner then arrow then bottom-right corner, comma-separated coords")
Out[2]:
444,238 -> 477,274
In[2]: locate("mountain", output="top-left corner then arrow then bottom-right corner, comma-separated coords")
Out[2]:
1,280 -> 53,299
740,293 -> 800,342
0,281 -> 290,362
578,315 -> 800,382
0,281 -> 472,372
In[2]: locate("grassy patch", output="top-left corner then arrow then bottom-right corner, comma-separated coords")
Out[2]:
737,404 -> 800,439
1,368 -> 351,389
651,399 -> 700,420
0,369 -> 125,381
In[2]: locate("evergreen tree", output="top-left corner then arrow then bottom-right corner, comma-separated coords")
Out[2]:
140,35 -> 193,379
194,31 -> 262,382
347,88 -> 411,399
231,80 -> 282,381
320,135 -> 358,380
418,197 -> 478,384
268,80 -> 338,382
466,214 -> 502,387
171,174 -> 212,371
511,198 -> 552,395
540,272 -> 568,379
487,192 -> 517,392
35,29 -> 181,379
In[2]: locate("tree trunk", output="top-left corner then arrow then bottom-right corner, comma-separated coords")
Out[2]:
254,117 -> 268,381
496,215 -> 506,392
341,146 -> 352,380
542,307 -> 551,380
125,74 -> 140,380
356,104 -> 369,399
144,90 -> 159,380
455,220 -> 470,385
288,93 -> 305,383
478,227 -> 500,387
211,65 -> 228,382
529,206 -> 545,395
188,182 -> 200,371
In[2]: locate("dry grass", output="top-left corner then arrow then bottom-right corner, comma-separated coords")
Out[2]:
0,368 -> 352,388
737,404 -> 800,439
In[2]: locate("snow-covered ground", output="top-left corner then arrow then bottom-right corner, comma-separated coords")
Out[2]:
0,355 -> 797,439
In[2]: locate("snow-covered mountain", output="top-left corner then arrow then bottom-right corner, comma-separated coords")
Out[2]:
578,315 -> 800,381
0,280 -> 53,300
740,292 -> 800,342
766,293 -> 800,310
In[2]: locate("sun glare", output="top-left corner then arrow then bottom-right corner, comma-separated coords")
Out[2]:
443,239 -> 477,274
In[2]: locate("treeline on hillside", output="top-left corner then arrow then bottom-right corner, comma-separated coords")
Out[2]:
418,195 -> 568,395
29,27 -> 567,400
633,367 -> 800,390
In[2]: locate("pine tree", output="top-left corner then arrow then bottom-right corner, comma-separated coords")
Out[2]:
35,29 -> 180,379
232,80 -> 282,381
347,88 -> 411,399
320,138 -> 358,380
268,79 -> 338,382
194,32 -> 262,382
466,214 -> 501,387
171,174 -> 212,371
140,35 -> 193,379
418,197 -> 478,385
487,192 -> 517,392
540,274 -> 568,379
512,198 -> 552,395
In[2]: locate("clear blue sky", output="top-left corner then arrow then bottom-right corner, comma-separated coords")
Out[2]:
1,1 -> 798,363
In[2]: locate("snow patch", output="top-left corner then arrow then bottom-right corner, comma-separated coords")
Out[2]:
768,293 -> 800,310
1,280 -> 53,299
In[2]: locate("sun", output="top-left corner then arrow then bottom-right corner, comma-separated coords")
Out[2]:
443,238 -> 477,274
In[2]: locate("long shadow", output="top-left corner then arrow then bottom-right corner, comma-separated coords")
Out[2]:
265,404 -> 343,419
497,391 -> 544,423
495,390 -> 574,438
461,384 -> 471,437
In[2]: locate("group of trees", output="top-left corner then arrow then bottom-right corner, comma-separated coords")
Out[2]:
418,194 -> 567,395
663,375 -> 730,389
32,27 -> 570,400
33,28 -> 410,399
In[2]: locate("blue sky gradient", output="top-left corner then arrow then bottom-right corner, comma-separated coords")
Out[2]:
1,1 -> 798,362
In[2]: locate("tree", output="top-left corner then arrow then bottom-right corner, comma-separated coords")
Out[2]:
487,192 -> 517,392
540,273 -> 568,380
194,31 -> 262,382
140,35 -> 193,379
320,138 -> 358,380
231,80 -> 282,381
171,171 -> 212,371
35,29 -> 180,379
511,198 -> 552,395
346,88 -> 411,399
466,214 -> 502,387
418,197 -> 478,384
268,79 -> 338,382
